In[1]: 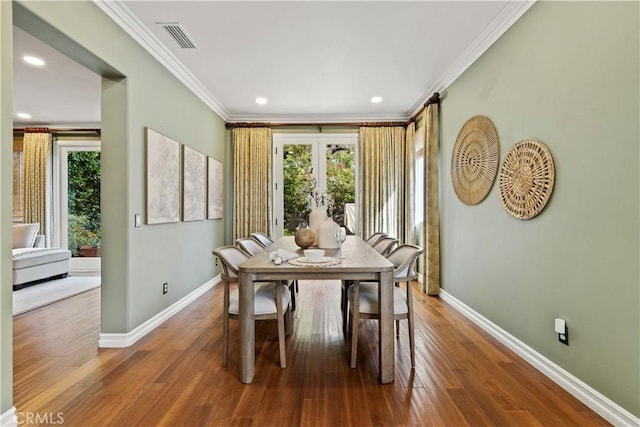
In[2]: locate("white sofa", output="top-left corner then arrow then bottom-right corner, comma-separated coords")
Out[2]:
12,223 -> 71,290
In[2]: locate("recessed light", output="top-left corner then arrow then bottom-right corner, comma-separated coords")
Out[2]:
16,112 -> 31,119
23,56 -> 45,66
371,96 -> 383,104
255,97 -> 268,105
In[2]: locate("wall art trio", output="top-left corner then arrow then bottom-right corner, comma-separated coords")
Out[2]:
145,127 -> 223,225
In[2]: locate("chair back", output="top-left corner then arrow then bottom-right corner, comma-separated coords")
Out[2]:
372,237 -> 398,256
364,232 -> 387,246
213,246 -> 250,281
250,232 -> 273,247
386,244 -> 423,282
235,237 -> 265,256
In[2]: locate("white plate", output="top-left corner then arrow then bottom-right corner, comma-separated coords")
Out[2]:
296,256 -> 334,264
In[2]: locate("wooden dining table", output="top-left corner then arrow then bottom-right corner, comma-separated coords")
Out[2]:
237,235 -> 395,384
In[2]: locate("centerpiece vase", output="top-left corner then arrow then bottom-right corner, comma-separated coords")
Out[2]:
317,217 -> 340,249
309,206 -> 327,246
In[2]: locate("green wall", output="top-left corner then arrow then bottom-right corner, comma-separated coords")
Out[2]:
1,0 -> 227,414
440,1 -> 639,416
0,0 -> 14,413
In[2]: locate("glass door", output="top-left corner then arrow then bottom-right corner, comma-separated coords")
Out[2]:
273,134 -> 358,238
54,140 -> 101,272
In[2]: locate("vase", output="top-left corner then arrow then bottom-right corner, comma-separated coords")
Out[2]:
317,217 -> 340,249
309,206 -> 327,246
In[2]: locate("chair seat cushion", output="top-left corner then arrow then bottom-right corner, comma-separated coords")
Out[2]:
229,283 -> 291,316
348,282 -> 408,315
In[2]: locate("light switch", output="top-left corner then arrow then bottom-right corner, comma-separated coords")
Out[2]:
134,213 -> 141,228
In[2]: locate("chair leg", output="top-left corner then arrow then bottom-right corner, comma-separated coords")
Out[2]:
407,282 -> 415,368
350,282 -> 360,369
341,280 -> 350,337
290,281 -> 296,311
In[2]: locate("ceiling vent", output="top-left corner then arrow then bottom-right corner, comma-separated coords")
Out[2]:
157,23 -> 197,49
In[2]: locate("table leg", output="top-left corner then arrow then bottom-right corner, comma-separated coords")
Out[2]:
379,270 -> 394,383
238,271 -> 255,383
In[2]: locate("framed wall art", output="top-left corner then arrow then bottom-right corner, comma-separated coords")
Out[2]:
207,157 -> 224,220
182,145 -> 206,221
145,128 -> 180,224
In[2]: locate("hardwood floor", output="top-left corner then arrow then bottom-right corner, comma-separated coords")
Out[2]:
13,280 -> 609,426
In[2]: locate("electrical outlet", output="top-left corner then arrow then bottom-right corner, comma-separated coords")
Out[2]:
162,282 -> 168,295
215,258 -> 219,267
559,327 -> 569,345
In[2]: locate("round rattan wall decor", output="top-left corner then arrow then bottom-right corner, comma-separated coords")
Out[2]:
451,115 -> 500,205
499,139 -> 555,220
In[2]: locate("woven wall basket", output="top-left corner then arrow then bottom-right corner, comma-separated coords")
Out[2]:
499,139 -> 555,220
451,115 -> 499,205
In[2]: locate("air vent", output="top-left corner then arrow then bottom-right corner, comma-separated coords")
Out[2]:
157,23 -> 197,49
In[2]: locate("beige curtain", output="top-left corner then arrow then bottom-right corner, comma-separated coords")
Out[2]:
422,103 -> 440,295
358,126 -> 413,243
232,127 -> 272,240
22,131 -> 52,245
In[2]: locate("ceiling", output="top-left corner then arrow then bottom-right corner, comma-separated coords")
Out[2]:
13,1 -> 534,127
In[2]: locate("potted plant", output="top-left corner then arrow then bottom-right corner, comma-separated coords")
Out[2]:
68,214 -> 101,257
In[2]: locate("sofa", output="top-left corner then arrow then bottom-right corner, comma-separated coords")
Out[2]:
12,223 -> 71,290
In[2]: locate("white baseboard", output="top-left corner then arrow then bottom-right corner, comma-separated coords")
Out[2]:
98,275 -> 221,348
0,407 -> 17,427
439,289 -> 639,427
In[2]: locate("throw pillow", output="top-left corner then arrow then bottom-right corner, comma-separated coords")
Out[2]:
12,223 -> 40,249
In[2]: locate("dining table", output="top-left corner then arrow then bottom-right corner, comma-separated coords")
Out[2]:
237,235 -> 395,384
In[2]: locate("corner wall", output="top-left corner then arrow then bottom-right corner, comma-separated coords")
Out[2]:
440,1 -> 639,416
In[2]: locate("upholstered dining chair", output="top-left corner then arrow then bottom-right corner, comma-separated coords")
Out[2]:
236,236 -> 298,311
250,232 -> 273,248
213,245 -> 291,369
364,232 -> 387,246
235,237 -> 266,256
348,244 -> 423,369
371,237 -> 399,257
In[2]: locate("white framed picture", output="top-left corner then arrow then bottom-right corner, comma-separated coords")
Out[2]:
182,145 -> 206,221
208,157 -> 223,220
145,128 -> 180,224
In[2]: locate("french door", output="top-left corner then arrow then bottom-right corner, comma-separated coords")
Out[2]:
53,140 -> 101,272
272,133 -> 358,238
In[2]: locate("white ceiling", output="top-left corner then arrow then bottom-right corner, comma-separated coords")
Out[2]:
13,1 -> 534,127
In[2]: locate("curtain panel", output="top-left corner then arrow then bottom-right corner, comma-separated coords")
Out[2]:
357,126 -> 413,244
232,127 -> 272,240
22,131 -> 52,245
422,104 -> 440,295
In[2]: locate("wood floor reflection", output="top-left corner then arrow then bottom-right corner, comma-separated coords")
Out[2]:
13,280 -> 609,426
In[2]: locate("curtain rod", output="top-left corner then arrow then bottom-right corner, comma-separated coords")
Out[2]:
226,92 -> 440,129
13,128 -> 101,135
225,121 -> 406,129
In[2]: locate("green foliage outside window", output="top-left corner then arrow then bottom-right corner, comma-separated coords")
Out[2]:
67,151 -> 101,252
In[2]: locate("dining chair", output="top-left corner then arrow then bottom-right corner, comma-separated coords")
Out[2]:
250,232 -> 273,248
213,245 -> 291,369
236,237 -> 298,311
341,236 -> 397,337
371,237 -> 399,257
235,237 -> 266,256
348,244 -> 423,368
364,232 -> 387,246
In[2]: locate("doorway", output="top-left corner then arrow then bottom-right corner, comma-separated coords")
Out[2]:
272,133 -> 358,238
53,140 -> 101,273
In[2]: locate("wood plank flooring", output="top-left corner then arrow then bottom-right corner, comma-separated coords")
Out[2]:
13,280 -> 609,426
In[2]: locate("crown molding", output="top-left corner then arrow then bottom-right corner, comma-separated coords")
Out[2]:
408,0 -> 537,117
93,0 -> 230,121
